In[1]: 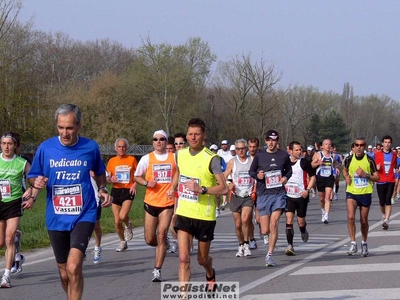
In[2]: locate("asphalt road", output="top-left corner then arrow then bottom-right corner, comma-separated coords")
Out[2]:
2,182 -> 400,300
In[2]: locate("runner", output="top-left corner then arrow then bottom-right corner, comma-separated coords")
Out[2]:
224,139 -> 254,257
0,132 -> 38,288
312,139 -> 336,224
174,118 -> 228,286
342,137 -> 379,256
284,141 -> 315,256
374,135 -> 397,230
27,103 -> 111,299
249,130 -> 292,267
217,140 -> 234,217
107,138 -> 138,252
134,130 -> 177,282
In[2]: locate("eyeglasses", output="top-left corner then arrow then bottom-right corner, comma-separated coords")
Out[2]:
174,142 -> 185,145
236,147 -> 246,151
153,137 -> 167,142
354,143 -> 365,147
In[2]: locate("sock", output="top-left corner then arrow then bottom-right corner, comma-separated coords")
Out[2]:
362,241 -> 367,245
286,224 -> 294,245
267,251 -> 273,256
335,185 -> 339,193
250,238 -> 256,242
244,241 -> 249,245
351,241 -> 356,245
299,224 -> 306,233
94,246 -> 100,251
154,267 -> 161,271
4,269 -> 10,277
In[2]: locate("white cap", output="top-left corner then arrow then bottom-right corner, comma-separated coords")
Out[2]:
230,145 -> 236,151
307,145 -> 314,151
221,140 -> 228,145
368,145 -> 373,148
153,130 -> 168,139
210,144 -> 218,151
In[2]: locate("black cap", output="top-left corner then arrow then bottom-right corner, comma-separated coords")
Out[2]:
265,129 -> 279,140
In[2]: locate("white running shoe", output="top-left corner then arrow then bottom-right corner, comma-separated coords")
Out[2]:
93,247 -> 102,264
16,255 -> 25,275
116,241 -> 128,252
168,240 -> 178,253
152,268 -> 162,282
265,253 -> 275,267
347,243 -> 358,255
249,239 -> 258,249
322,213 -> 329,224
285,244 -> 295,256
263,235 -> 269,246
124,222 -> 133,241
216,208 -> 221,218
382,219 -> 389,230
243,243 -> 252,257
236,245 -> 244,257
0,275 -> 11,288
361,243 -> 369,257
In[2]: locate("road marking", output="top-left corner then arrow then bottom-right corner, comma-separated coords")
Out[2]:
240,288 -> 400,300
239,210 -> 400,295
291,262 -> 400,275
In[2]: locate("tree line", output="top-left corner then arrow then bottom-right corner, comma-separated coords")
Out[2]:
2,0 -> 400,154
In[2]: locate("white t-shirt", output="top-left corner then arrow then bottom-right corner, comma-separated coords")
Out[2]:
134,152 -> 173,177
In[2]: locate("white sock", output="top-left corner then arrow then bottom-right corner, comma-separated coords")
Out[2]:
4,269 -> 11,277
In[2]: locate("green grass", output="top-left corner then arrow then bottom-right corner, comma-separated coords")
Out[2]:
0,185 -> 146,256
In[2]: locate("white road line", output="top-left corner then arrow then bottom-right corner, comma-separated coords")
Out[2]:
240,288 -> 400,300
239,210 -> 400,296
291,263 -> 400,275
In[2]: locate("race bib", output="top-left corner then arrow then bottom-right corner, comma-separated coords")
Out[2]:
353,174 -> 368,188
384,161 -> 390,174
178,175 -> 200,202
286,182 -> 300,198
237,171 -> 253,188
115,166 -> 131,184
152,164 -> 172,183
0,179 -> 11,198
52,184 -> 83,215
265,170 -> 282,189
320,165 -> 332,177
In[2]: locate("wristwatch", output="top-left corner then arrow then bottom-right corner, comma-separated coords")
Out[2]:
201,186 -> 208,195
98,186 -> 108,193
143,180 -> 148,186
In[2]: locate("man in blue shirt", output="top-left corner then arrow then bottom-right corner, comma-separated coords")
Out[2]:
28,104 -> 111,300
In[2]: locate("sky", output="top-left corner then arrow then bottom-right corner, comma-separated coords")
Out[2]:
18,0 -> 400,101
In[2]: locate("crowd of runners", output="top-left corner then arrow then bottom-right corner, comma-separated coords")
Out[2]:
0,103 -> 398,300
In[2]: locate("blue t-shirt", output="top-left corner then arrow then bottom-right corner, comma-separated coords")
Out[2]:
27,136 -> 105,231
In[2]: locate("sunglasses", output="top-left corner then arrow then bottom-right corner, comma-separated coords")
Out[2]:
236,147 -> 246,151
174,142 -> 185,145
153,137 -> 167,142
354,143 -> 365,147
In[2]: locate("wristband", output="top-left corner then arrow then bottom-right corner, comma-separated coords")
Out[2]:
98,186 -> 108,193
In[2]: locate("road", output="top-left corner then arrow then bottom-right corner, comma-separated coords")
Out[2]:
2,182 -> 400,299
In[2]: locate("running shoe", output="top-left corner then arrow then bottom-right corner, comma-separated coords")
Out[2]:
396,194 -> 400,200
124,222 -> 133,241
243,243 -> 252,257
216,208 -> 221,218
265,253 -> 275,267
382,219 -> 389,230
263,235 -> 269,246
206,268 -> 216,291
361,243 -> 369,257
285,244 -> 295,256
321,209 -> 326,220
116,241 -> 128,252
93,247 -> 102,264
310,189 -> 316,198
235,245 -> 244,257
152,268 -> 162,282
347,243 -> 358,255
10,263 -> 17,274
333,193 -> 338,201
301,229 -> 309,242
0,275 -> 11,288
391,198 -> 395,204
168,240 -> 178,253
16,254 -> 25,275
249,239 -> 258,249
322,213 -> 329,224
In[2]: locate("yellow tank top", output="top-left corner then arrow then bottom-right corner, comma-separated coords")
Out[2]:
346,154 -> 373,195
176,147 -> 217,221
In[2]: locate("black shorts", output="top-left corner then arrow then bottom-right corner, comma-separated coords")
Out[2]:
346,192 -> 372,207
111,188 -> 135,206
0,198 -> 23,220
96,204 -> 102,221
174,215 -> 216,242
316,176 -> 335,192
376,182 -> 395,206
48,222 -> 95,264
285,196 -> 309,218
144,203 -> 174,217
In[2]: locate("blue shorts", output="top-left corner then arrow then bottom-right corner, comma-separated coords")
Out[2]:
256,192 -> 286,217
346,192 -> 372,207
